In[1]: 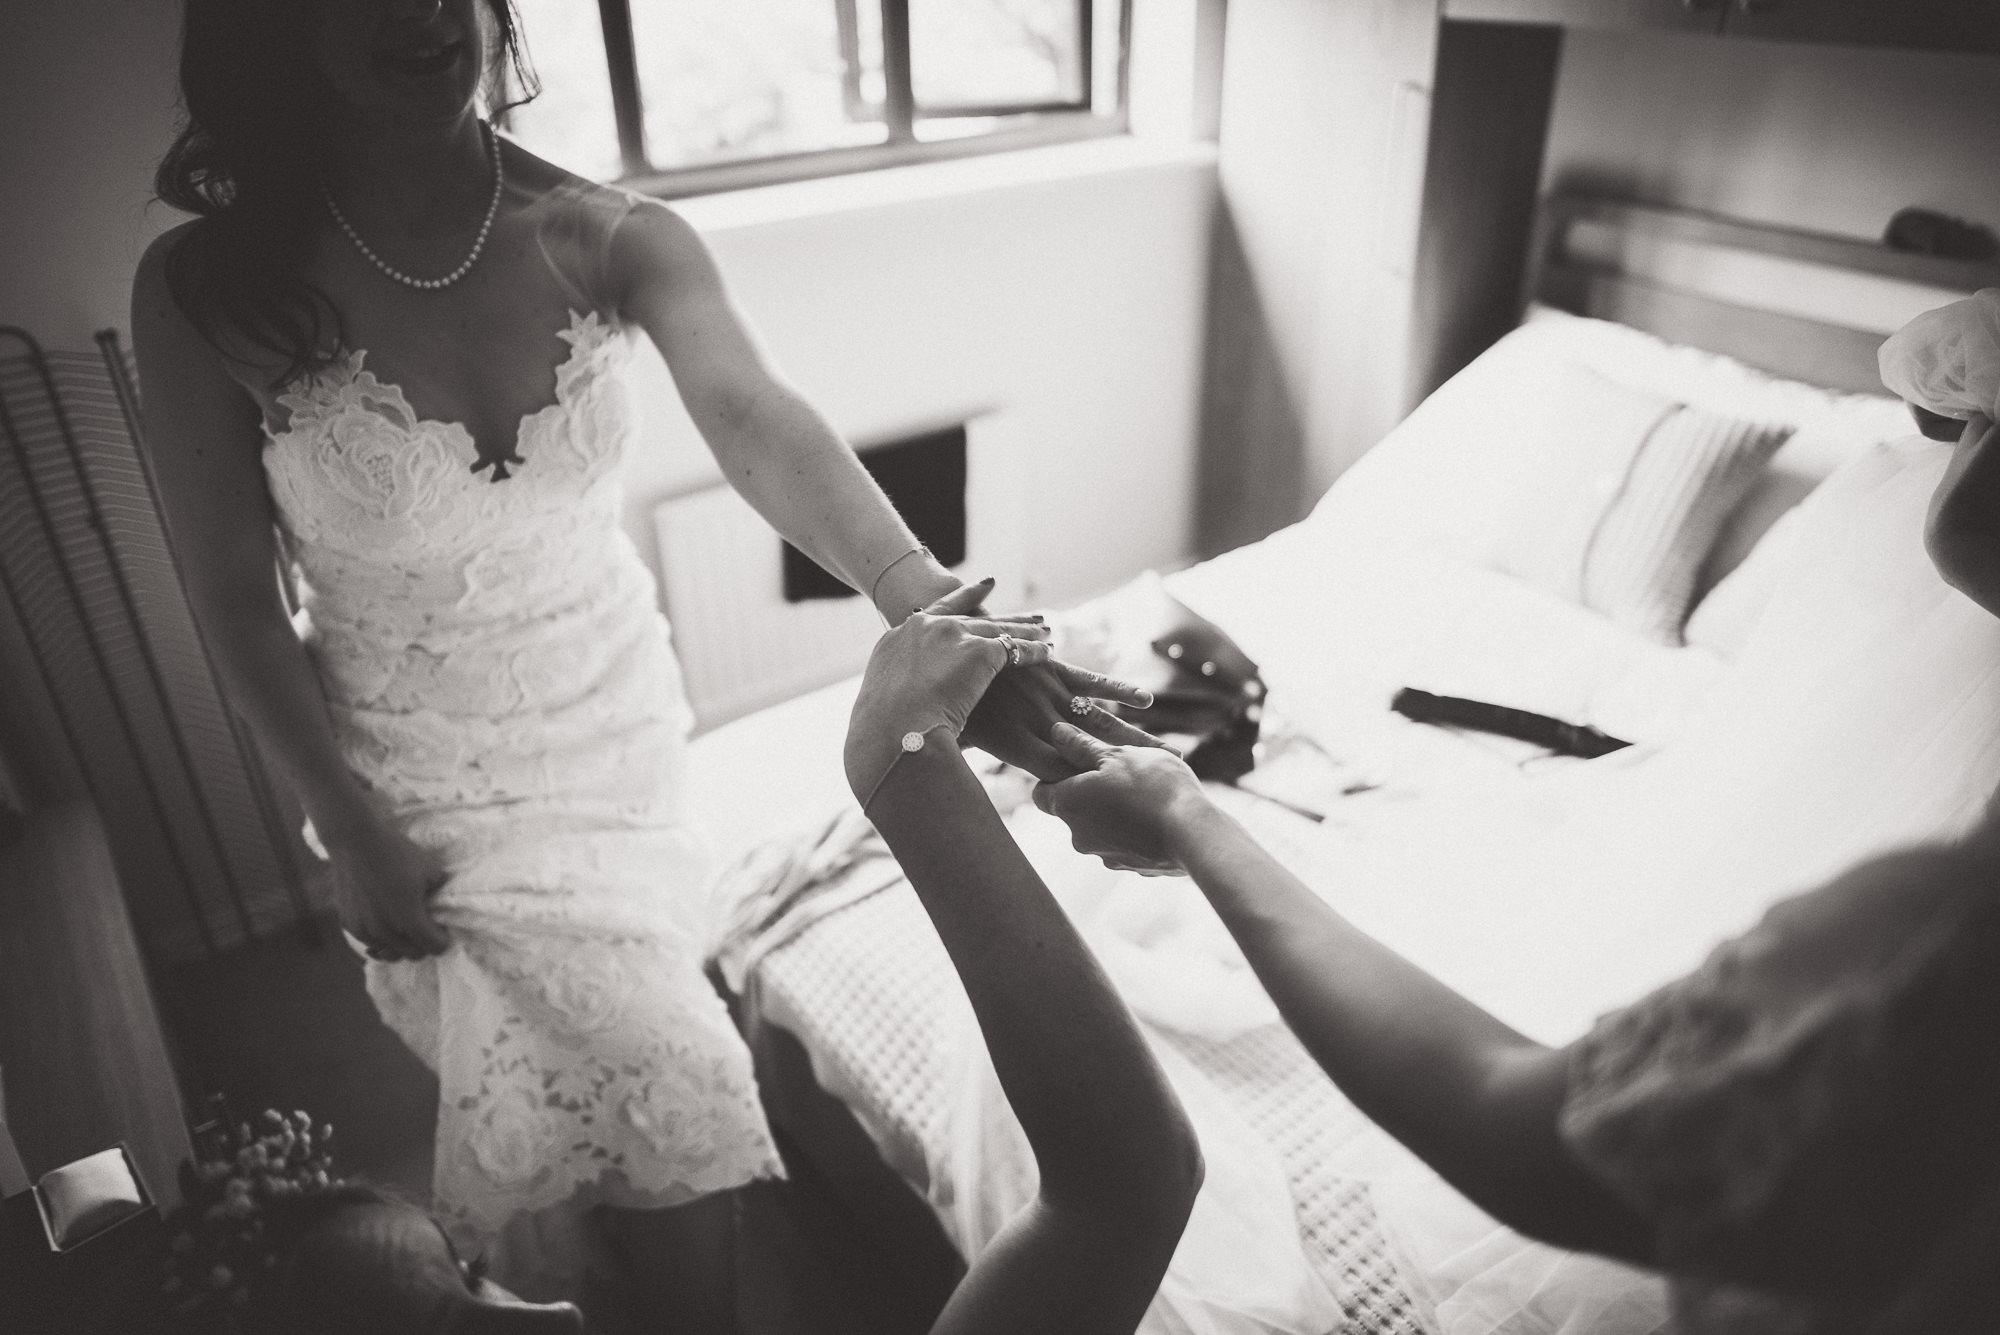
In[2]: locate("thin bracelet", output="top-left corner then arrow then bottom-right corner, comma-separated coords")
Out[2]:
868,544 -> 934,611
861,725 -> 942,811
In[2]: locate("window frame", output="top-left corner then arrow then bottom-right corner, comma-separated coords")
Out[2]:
581,0 -> 1135,199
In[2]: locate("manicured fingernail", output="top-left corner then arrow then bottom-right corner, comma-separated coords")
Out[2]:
1132,689 -> 1154,708
1051,721 -> 1077,738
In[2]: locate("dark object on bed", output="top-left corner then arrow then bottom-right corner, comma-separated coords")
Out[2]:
1391,688 -> 1631,759
1112,597 -> 1265,784
1884,208 -> 2000,264
782,425 -> 968,601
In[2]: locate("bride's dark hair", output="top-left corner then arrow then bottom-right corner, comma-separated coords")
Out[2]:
154,0 -> 538,386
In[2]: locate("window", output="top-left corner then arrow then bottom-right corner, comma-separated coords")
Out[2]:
504,0 -> 1132,195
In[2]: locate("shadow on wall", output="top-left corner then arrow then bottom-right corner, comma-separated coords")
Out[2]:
1194,201 -> 1309,560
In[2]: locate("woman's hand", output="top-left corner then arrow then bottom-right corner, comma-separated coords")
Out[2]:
317,820 -> 452,961
846,582 -> 1154,807
1032,724 -> 1214,874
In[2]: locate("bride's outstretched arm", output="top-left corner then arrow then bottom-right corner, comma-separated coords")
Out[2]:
612,199 -> 1163,783
612,200 -> 954,616
845,602 -> 1200,1335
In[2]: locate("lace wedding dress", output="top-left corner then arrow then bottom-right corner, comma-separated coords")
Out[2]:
263,304 -> 782,1289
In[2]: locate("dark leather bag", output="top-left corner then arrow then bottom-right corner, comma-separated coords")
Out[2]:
1111,594 -> 1266,783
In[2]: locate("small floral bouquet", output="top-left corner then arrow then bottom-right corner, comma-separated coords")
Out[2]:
161,1109 -> 343,1329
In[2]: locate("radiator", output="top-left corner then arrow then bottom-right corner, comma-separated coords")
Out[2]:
654,415 -> 1025,731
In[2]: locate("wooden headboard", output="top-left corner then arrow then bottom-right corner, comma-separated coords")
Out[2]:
1527,194 -> 2000,395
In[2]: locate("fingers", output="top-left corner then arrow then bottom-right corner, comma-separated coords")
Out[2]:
989,635 -> 1053,671
1048,719 -> 1118,771
1012,733 -> 1078,781
1051,658 -> 1154,710
410,913 -> 451,956
953,617 -> 1052,643
366,923 -> 447,962
1077,706 -> 1173,750
922,576 -> 996,617
356,895 -> 451,962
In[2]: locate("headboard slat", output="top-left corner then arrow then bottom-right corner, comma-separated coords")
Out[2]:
1531,192 -> 2000,395
1543,259 -> 1893,396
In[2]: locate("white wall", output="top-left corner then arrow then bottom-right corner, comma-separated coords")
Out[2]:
627,142 -> 1216,611
1544,29 -> 2000,245
1206,0 -> 1440,544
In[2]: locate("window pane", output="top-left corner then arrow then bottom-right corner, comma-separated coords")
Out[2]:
910,0 -> 1085,111
628,0 -> 888,170
505,0 -> 626,180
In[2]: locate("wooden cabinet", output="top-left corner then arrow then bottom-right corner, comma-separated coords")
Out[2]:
1443,0 -> 2000,53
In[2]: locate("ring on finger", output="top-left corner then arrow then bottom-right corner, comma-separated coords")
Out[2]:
999,633 -> 1022,667
1069,695 -> 1092,717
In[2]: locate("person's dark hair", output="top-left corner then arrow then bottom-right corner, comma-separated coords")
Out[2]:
154,0 -> 539,387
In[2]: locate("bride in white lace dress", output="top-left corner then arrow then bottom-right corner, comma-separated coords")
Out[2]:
131,0 -> 1127,1325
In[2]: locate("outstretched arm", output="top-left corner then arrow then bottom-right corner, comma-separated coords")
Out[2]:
614,199 -> 1166,781
1927,413 -> 2000,619
844,603 -> 1200,1335
1036,739 -> 1655,1263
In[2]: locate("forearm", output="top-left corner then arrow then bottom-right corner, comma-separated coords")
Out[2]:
867,740 -> 1200,1217
1167,797 -> 1651,1257
199,603 -> 381,845
701,388 -> 958,621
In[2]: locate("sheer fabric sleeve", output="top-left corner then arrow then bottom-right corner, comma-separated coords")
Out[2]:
1558,846 -> 2000,1321
532,181 -> 643,321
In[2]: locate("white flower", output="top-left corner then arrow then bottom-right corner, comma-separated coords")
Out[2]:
310,627 -> 400,704
363,710 -> 466,779
619,1081 -> 688,1156
540,949 -> 638,1036
472,1095 -> 555,1186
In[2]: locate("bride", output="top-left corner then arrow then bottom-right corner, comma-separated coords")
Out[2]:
131,0 -> 1154,1325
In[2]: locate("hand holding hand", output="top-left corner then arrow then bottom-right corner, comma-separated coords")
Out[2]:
317,819 -> 452,961
846,582 -> 1154,807
1032,723 -> 1213,875
962,659 -> 1173,781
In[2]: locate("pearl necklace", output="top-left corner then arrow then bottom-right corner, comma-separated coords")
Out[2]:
322,124 -> 503,291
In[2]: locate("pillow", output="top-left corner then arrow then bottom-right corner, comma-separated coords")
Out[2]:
1517,306 -> 1916,586
1634,436 -> 2000,937
1682,500 -> 1808,659
1488,365 -> 1793,644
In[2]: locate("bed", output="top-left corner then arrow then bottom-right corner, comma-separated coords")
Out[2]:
685,196 -> 2000,1334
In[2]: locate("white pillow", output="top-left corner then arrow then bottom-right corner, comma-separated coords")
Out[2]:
1515,305 -> 1918,587
1490,375 -> 1793,644
1636,436 -> 2000,925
